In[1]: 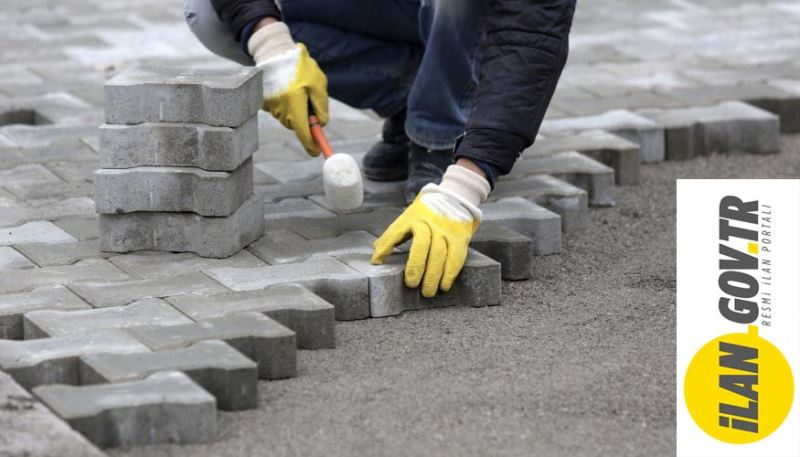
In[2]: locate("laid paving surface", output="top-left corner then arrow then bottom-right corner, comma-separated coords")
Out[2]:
1,0 -> 799,455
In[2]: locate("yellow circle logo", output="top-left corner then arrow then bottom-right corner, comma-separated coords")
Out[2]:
685,326 -> 794,443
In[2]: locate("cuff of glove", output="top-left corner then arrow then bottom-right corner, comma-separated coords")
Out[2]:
247,21 -> 295,64
438,164 -> 491,208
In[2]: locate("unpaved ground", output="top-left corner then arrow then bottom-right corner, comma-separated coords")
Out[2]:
110,137 -> 799,457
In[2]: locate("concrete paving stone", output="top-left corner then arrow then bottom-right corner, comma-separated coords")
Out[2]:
33,371 -> 217,448
639,101 -> 780,159
0,197 -> 96,228
99,115 -> 257,171
0,125 -> 100,148
765,79 -> 800,132
505,151 -> 615,207
99,194 -> 265,258
416,249 -> 502,309
0,163 -> 62,186
5,180 -> 93,201
0,371 -> 106,457
80,340 -> 258,411
0,259 -> 129,295
206,256 -> 370,321
0,246 -> 36,270
255,157 -> 324,184
0,329 -> 150,390
256,178 -> 325,203
94,159 -> 253,216
309,192 -> 406,215
104,65 -> 262,127
541,109 -> 665,163
0,285 -> 90,340
0,92 -> 96,125
490,175 -> 588,233
14,239 -> 110,266
524,130 -> 640,185
470,225 -> 533,281
108,249 -> 265,280
126,312 -> 297,380
481,197 -> 561,256
43,160 -> 96,182
69,272 -> 228,308
52,215 -> 99,241
23,298 -> 192,339
0,221 -> 76,246
336,253 -> 417,318
268,207 -> 403,240
0,140 -> 97,167
249,229 -> 377,265
0,187 -> 18,205
263,197 -> 336,221
167,283 -> 335,350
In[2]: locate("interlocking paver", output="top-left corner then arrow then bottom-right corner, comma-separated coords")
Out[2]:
417,249 -> 502,309
23,298 -> 192,339
0,329 -> 150,389
108,249 -> 265,279
14,240 -> 110,266
470,225 -> 534,281
0,285 -> 90,340
33,371 -> 217,448
99,194 -> 265,258
0,163 -> 61,186
0,258 -> 129,294
104,66 -> 262,127
99,116 -> 258,170
5,180 -> 93,201
127,312 -> 297,380
0,197 -> 96,228
481,197 -> 561,256
249,229 -> 377,265
167,283 -> 336,350
337,253 -> 418,317
68,272 -> 229,308
94,159 -> 253,216
0,246 -> 36,270
80,340 -> 258,411
0,371 -> 106,457
490,175 -> 588,233
255,157 -> 324,184
52,215 -> 99,241
263,197 -> 336,220
257,178 -> 325,203
206,256 -> 370,321
0,220 -> 77,245
266,208 -> 403,240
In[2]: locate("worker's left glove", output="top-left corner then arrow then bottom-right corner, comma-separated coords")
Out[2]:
248,22 -> 329,156
372,165 -> 491,297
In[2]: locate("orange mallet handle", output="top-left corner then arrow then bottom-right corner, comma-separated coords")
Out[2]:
309,115 -> 333,159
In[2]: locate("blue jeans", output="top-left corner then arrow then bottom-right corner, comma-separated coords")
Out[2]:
184,0 -> 487,149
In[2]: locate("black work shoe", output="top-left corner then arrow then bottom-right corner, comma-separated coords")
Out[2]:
362,109 -> 409,182
405,141 -> 454,204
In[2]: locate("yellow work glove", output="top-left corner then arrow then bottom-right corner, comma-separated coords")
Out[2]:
248,22 -> 329,156
372,164 -> 491,297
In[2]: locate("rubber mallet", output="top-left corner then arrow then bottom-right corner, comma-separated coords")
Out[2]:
309,114 -> 364,211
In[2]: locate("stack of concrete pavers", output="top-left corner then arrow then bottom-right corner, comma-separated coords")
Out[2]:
95,66 -> 265,258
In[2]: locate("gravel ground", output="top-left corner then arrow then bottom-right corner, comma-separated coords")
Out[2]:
109,135 -> 800,457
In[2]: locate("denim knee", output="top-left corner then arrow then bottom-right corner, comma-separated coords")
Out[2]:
184,0 -> 254,66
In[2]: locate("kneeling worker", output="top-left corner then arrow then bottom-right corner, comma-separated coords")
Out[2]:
186,0 -> 576,297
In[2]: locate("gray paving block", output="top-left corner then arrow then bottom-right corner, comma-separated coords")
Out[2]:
69,272 -> 229,308
0,329 -> 150,389
0,259 -> 130,294
167,283 -> 336,350
0,371 -> 106,457
524,130 -> 641,185
99,194 -> 265,258
308,191 -> 406,215
541,109 -> 665,162
505,151 -> 615,207
14,240 -> 111,267
53,215 -> 99,241
23,298 -> 193,339
263,197 -> 336,221
471,225 -> 533,281
481,197 -> 561,256
255,157 -> 323,184
99,115 -> 257,171
94,159 -> 253,216
108,249 -> 265,280
80,340 -> 258,411
0,245 -> 36,269
760,79 -> 800,133
0,285 -> 91,340
257,178 -> 325,203
639,101 -> 780,159
104,65 -> 262,127
33,371 -> 217,448
205,256 -> 370,321
249,229 -> 377,265
6,180 -> 93,201
266,208 -> 403,240
416,249 -> 501,309
490,175 -> 588,233
336,253 -> 417,317
0,220 -> 77,246
126,313 -> 296,380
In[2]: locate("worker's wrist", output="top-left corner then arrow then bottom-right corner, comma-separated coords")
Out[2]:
438,164 -> 491,209
247,21 -> 296,65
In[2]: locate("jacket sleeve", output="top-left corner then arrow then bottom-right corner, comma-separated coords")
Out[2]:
210,0 -> 282,40
455,0 -> 576,175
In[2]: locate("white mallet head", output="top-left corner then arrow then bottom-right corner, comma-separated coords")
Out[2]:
322,153 -> 363,211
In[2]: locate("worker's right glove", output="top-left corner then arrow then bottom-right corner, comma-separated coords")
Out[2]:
248,21 -> 329,156
371,165 -> 491,298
